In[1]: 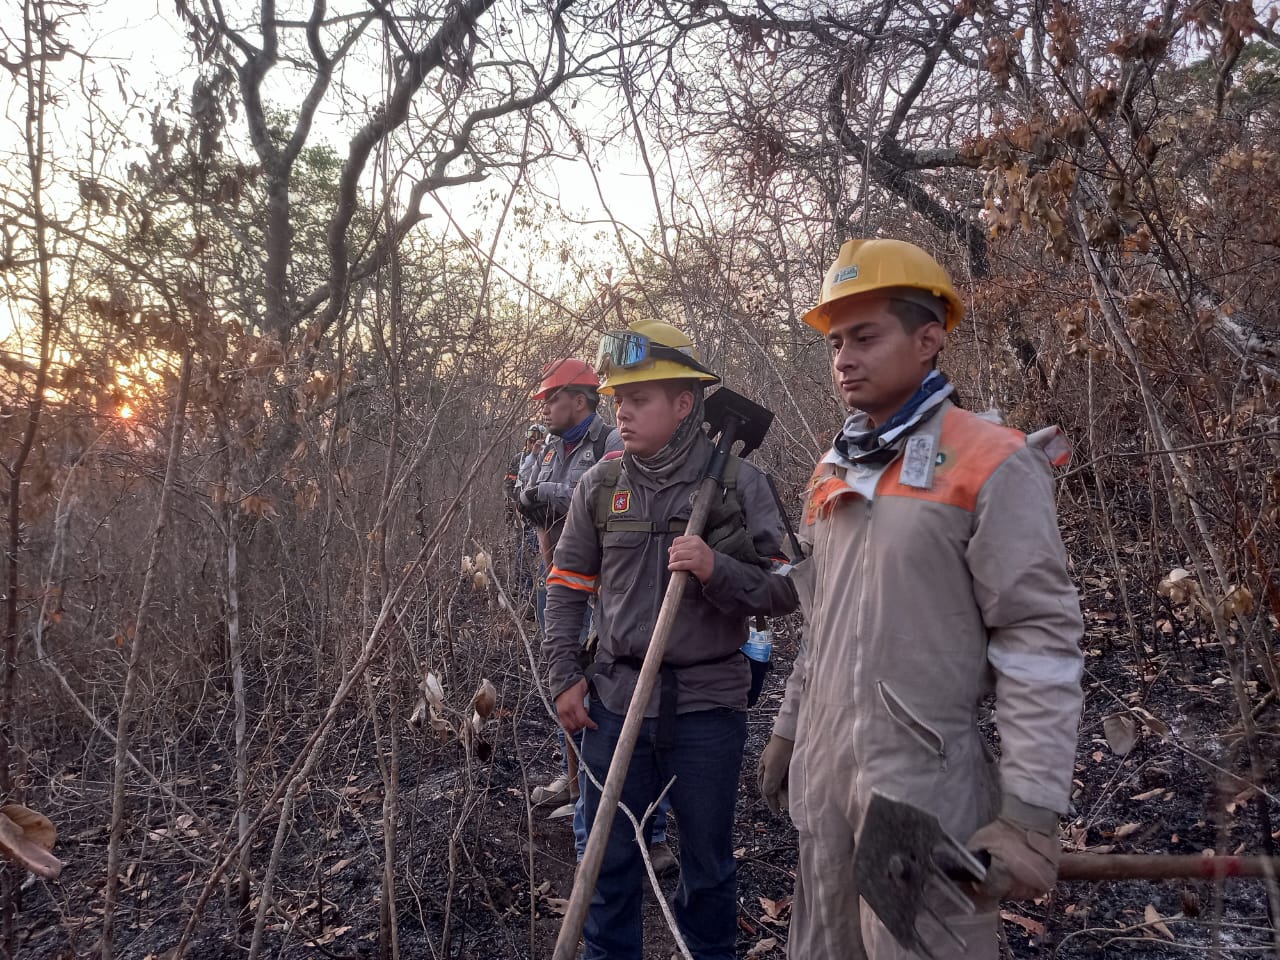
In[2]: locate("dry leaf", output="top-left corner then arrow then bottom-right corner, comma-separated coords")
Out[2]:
325,857 -> 354,877
1130,787 -> 1165,802
758,895 -> 792,923
1114,822 -> 1142,839
746,937 -> 778,957
0,808 -> 63,879
1143,903 -> 1175,940
473,679 -> 497,719
1000,910 -> 1047,936
1103,713 -> 1137,755
474,551 -> 491,573
543,896 -> 570,916
1131,706 -> 1171,740
1157,568 -> 1200,605
1,804 -> 56,851
423,671 -> 445,710
1219,585 -> 1254,619
1226,786 -> 1257,815
305,924 -> 352,946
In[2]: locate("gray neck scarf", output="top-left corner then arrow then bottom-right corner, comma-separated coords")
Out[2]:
627,389 -> 706,486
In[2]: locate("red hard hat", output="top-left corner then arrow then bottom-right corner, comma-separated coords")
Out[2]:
531,358 -> 599,400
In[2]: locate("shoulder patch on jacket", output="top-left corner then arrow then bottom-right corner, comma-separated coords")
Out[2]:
878,407 -> 1025,512
542,446 -> 555,464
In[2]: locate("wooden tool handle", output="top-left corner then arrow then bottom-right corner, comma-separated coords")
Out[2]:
1059,853 -> 1280,881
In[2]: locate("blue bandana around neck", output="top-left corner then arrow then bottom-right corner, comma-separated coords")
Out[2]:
833,371 -> 953,466
561,412 -> 596,446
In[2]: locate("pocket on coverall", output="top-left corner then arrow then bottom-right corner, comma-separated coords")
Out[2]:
877,680 -> 948,772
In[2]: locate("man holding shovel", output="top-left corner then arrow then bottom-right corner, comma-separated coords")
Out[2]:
545,319 -> 799,960
757,239 -> 1084,958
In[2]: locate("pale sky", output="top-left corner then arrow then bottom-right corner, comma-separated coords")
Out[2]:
40,1 -> 664,257
0,0 -> 676,351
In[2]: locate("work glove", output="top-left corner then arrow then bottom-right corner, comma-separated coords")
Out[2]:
518,486 -> 540,510
756,734 -> 794,815
966,795 -> 1062,902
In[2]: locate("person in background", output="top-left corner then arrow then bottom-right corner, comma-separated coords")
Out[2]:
507,424 -> 546,608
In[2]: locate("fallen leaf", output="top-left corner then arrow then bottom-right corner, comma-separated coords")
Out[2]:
305,924 -> 352,946
758,895 -> 792,922
325,857 -> 354,877
746,937 -> 778,957
1144,903 -> 1174,940
1000,910 -> 1046,937
1114,822 -> 1142,839
1130,787 -> 1166,802
1131,706 -> 1171,739
1103,713 -> 1137,755
542,897 -> 570,916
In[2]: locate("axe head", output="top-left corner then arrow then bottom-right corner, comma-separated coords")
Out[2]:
704,388 -> 773,458
854,791 -> 988,959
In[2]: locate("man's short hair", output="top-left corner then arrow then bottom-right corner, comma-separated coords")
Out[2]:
659,379 -> 701,402
885,297 -> 945,333
567,386 -> 600,408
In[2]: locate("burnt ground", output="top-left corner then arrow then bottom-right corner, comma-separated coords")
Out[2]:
10,536 -> 1280,959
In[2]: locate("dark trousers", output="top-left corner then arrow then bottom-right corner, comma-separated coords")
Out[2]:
580,702 -> 747,960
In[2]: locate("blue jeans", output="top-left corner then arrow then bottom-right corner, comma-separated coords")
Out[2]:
569,726 -> 669,860
580,702 -> 747,960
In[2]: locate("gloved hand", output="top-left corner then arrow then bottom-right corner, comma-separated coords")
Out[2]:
519,486 -> 540,510
966,796 -> 1062,901
756,734 -> 794,815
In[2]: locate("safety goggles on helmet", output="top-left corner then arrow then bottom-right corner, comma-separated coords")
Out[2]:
596,331 -> 716,379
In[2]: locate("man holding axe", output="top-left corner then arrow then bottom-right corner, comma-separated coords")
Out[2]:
545,318 -> 799,959
757,239 -> 1085,958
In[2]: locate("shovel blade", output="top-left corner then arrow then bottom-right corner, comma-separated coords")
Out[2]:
704,388 -> 773,458
853,790 -> 987,955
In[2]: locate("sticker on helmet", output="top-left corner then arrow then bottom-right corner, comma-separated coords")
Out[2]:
611,491 -> 631,514
833,264 -> 860,284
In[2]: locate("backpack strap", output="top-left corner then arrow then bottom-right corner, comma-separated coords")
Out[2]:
591,425 -> 611,465
592,454 -> 750,542
594,458 -> 624,534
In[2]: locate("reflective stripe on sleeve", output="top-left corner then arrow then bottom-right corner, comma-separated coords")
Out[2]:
547,566 -> 598,594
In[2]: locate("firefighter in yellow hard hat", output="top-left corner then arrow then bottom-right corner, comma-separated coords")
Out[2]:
544,318 -> 800,958
759,239 -> 1084,959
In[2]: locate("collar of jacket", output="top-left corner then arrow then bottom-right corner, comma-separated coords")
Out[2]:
621,431 -> 713,491
554,413 -> 608,454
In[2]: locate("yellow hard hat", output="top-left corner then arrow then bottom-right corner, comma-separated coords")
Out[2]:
596,319 -> 720,394
804,238 -> 964,334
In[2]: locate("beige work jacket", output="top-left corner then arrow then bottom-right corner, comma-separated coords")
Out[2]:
776,402 -> 1084,959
